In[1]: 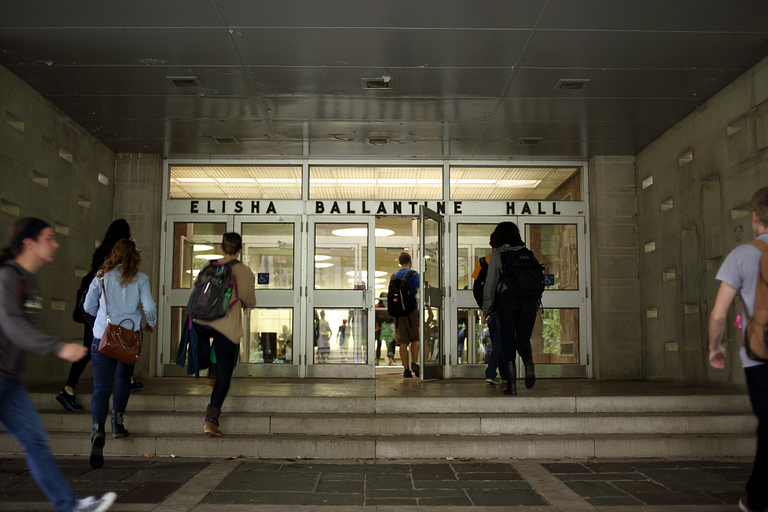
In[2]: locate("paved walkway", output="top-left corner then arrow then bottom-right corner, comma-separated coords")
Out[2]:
0,456 -> 751,511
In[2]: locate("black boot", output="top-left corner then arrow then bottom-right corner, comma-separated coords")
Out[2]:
520,347 -> 536,389
90,423 -> 105,469
204,404 -> 222,437
503,361 -> 517,395
111,411 -> 129,438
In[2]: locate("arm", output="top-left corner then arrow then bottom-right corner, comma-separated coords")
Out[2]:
237,264 -> 257,308
708,281 -> 737,369
482,251 -> 501,317
139,274 -> 157,331
83,275 -> 101,317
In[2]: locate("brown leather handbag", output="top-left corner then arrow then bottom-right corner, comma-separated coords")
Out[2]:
98,277 -> 142,365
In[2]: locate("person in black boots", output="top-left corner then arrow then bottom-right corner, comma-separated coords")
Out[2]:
481,222 -> 541,396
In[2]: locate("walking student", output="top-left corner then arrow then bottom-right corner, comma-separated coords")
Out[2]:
472,232 -> 507,385
708,187 -> 768,512
192,232 -> 256,436
482,222 -> 539,396
391,252 -> 420,378
57,219 -> 133,413
84,239 -> 156,469
0,217 -> 116,512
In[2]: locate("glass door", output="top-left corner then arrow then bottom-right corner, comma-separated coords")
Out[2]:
419,206 -> 444,380
307,217 -> 376,378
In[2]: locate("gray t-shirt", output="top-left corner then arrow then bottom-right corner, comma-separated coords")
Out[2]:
715,232 -> 768,368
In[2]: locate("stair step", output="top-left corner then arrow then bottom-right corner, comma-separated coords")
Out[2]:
0,432 -> 754,460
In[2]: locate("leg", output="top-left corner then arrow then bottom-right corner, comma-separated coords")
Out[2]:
745,364 -> 768,512
89,340 -> 116,468
497,297 -> 520,395
209,334 -> 239,410
0,377 -> 78,512
111,360 -> 134,438
399,343 -> 410,370
486,311 -> 507,381
65,326 -> 92,389
514,302 -> 538,389
409,309 -> 420,377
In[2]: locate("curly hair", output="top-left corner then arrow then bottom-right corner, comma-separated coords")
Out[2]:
102,239 -> 142,286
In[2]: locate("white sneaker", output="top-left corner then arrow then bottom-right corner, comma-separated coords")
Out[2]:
76,492 -> 117,512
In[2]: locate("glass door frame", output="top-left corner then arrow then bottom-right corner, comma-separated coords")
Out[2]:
419,206 -> 445,380
306,216 -> 377,378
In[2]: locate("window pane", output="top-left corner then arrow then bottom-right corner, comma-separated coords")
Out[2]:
450,167 -> 581,201
243,308 -> 293,364
314,223 -> 370,290
456,309 -> 490,365
172,222 -> 226,289
531,308 -> 579,364
456,224 -> 496,291
169,165 -> 302,199
313,308 -> 368,364
527,224 -> 578,290
241,223 -> 294,290
310,166 -> 442,200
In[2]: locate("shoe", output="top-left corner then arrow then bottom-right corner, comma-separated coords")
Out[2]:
403,369 -> 413,378
90,424 -> 105,469
56,390 -> 83,412
111,411 -> 129,438
204,404 -> 223,437
75,492 -> 117,512
411,362 -> 420,378
520,347 -> 536,389
739,496 -> 755,512
129,379 -> 143,392
503,361 -> 517,396
486,378 -> 500,385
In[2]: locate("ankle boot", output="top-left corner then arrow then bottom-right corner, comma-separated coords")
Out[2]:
111,411 -> 129,438
503,361 -> 517,395
90,423 -> 105,469
520,347 -> 536,389
204,404 -> 222,437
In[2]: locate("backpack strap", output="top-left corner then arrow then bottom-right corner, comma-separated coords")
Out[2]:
479,257 -> 488,271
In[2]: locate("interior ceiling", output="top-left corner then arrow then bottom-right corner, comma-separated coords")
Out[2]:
2,1 -> 767,161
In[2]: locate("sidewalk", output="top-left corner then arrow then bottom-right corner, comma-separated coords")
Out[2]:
0,455 -> 751,511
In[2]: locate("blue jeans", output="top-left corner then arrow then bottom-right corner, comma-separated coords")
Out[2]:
745,363 -> 768,512
0,377 -> 78,512
485,311 -> 508,380
90,339 -> 134,425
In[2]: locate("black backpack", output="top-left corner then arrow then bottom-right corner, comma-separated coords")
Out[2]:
387,270 -> 417,318
499,248 -> 545,303
186,260 -> 239,321
472,257 -> 489,308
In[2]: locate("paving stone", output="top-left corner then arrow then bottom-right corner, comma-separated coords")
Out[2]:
365,498 -> 418,506
365,473 -> 413,490
638,468 -> 744,493
457,472 -> 523,481
419,496 -> 473,506
76,467 -> 142,482
707,490 -> 745,505
237,462 -> 283,472
585,462 -> 633,473
218,471 -> 320,492
613,480 -> 669,493
587,496 -> 645,506
367,488 -> 465,499
467,488 -> 549,507
565,480 -> 629,498
57,465 -> 96,479
633,491 -> 723,506
558,473 -> 647,482
415,480 -> 532,490
0,487 -> 48,502
69,480 -> 136,494
281,463 -> 408,474
204,490 -> 364,506
452,462 -> 515,473
316,480 -> 364,494
115,481 -> 183,503
0,475 -> 25,490
125,461 -> 210,483
321,472 -> 366,481
543,463 -> 590,474
411,463 -> 456,480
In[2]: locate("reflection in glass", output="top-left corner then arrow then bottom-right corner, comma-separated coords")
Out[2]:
314,223 -> 369,290
313,309 -> 368,364
172,223 -> 227,289
424,307 -> 441,365
456,224 -> 496,290
170,307 -> 186,364
526,224 -> 578,290
531,308 -> 579,363
243,309 -> 293,364
241,223 -> 294,289
456,309 -> 492,365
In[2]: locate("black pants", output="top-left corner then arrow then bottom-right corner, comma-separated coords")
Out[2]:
496,294 -> 538,367
65,324 -> 92,389
197,326 -> 239,410
745,363 -> 768,512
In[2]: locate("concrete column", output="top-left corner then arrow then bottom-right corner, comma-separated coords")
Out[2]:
588,156 -> 642,379
113,153 -> 163,378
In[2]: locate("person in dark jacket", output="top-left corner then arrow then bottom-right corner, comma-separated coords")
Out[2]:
481,221 -> 537,396
0,217 -> 116,512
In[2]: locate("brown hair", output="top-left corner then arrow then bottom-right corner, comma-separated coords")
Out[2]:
751,187 -> 768,227
221,232 -> 242,256
0,218 -> 50,265
398,251 -> 411,266
102,239 -> 142,286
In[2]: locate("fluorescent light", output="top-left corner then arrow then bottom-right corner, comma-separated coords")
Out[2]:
195,254 -> 224,260
193,244 -> 214,251
497,179 -> 541,188
216,178 -> 255,183
256,178 -> 296,183
315,262 -> 334,268
315,255 -> 332,261
417,179 -> 442,184
457,179 -> 496,184
176,178 -> 214,183
375,278 -> 386,284
332,228 -> 394,237
378,179 -> 417,184
345,271 -> 388,278
337,179 -> 376,184
310,179 -> 337,184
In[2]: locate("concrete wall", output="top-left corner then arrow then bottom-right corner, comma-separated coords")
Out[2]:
588,156 -> 642,379
636,54 -> 768,384
0,64 -> 116,384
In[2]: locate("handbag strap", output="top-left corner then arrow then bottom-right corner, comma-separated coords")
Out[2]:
99,274 -> 111,323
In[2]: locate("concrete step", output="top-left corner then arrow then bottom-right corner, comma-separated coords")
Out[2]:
0,431 -> 755,460
36,410 -> 758,436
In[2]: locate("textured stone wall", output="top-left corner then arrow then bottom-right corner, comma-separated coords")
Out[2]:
636,54 -> 768,384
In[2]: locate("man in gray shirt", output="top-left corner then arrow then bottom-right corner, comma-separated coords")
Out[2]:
709,187 -> 768,512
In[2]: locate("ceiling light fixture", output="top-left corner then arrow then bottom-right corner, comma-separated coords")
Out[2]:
315,255 -> 332,261
176,178 -> 215,183
345,270 -> 389,278
517,137 -> 543,145
554,78 -> 590,90
315,262 -> 334,268
216,178 -> 255,183
195,254 -> 224,260
361,74 -> 392,89
332,228 -> 394,237
167,76 -> 202,87
497,179 -> 541,188
193,244 -> 214,251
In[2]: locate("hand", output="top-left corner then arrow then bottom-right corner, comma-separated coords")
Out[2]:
58,343 -> 88,362
484,315 -> 491,323
145,325 -> 155,333
709,346 -> 726,369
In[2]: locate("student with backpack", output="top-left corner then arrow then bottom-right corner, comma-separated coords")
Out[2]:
708,187 -> 768,512
482,222 -> 544,396
388,252 -> 420,378
191,232 -> 256,436
472,232 -> 507,385
0,218 -> 116,512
